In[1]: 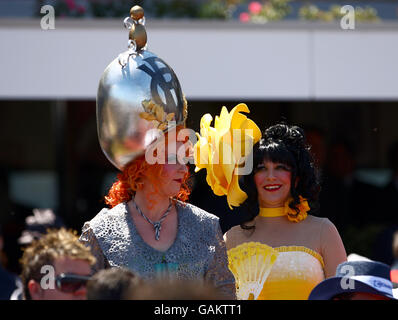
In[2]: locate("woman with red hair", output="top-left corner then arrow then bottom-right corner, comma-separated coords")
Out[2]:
79,129 -> 236,299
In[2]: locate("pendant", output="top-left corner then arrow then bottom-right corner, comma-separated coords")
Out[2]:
154,222 -> 162,241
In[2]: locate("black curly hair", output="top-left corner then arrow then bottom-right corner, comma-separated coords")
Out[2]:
240,123 -> 321,230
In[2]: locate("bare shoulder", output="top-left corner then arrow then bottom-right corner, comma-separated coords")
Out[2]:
224,225 -> 241,240
302,215 -> 339,238
306,215 -> 343,242
304,215 -> 332,228
224,225 -> 251,250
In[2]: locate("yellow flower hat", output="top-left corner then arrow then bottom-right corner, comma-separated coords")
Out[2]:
194,103 -> 261,209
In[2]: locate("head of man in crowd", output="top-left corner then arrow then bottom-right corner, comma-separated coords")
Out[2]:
86,267 -> 141,300
128,278 -> 227,300
20,228 -> 95,300
309,260 -> 396,300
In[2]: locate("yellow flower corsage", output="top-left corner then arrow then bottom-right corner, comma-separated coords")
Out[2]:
284,196 -> 310,223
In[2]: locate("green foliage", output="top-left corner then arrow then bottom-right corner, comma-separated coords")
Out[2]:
298,4 -> 322,21
241,0 -> 292,23
355,6 -> 379,22
199,1 -> 231,19
264,0 -> 292,21
35,0 -> 381,22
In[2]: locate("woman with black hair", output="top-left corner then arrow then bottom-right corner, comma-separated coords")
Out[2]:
225,123 -> 347,300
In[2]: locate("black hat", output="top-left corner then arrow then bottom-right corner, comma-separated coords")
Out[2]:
18,208 -> 65,245
309,260 -> 396,300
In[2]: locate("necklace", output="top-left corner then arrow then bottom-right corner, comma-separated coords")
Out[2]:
258,207 -> 286,218
132,198 -> 173,241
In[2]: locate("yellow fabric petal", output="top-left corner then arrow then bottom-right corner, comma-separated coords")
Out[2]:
194,134 -> 211,171
230,103 -> 250,117
230,119 -> 261,160
230,103 -> 250,130
218,140 -> 236,185
206,155 -> 226,196
206,170 -> 220,194
200,113 -> 213,136
240,118 -> 262,144
214,106 -> 231,136
203,125 -> 218,147
204,148 -> 217,189
212,161 -> 229,195
230,129 -> 247,160
227,173 -> 248,209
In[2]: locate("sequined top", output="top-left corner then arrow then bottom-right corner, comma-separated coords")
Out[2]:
79,201 -> 236,299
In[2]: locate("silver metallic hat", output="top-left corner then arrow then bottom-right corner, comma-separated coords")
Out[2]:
97,6 -> 187,171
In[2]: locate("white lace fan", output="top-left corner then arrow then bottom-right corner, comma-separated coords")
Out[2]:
228,242 -> 279,300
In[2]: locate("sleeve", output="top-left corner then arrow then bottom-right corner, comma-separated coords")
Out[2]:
79,222 -> 111,275
320,218 -> 347,278
204,222 -> 237,300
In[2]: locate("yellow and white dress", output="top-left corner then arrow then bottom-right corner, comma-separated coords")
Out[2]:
228,242 -> 325,300
227,207 -> 325,300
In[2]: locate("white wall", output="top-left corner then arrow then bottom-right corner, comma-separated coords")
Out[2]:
0,19 -> 397,100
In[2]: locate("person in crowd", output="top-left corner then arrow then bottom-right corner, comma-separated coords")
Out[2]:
83,5 -> 236,299
389,230 -> 398,287
17,208 -> 65,247
309,260 -> 396,300
86,267 -> 141,300
0,224 -> 21,300
128,278 -> 227,300
0,167 -> 33,274
20,228 -> 94,300
8,208 -> 66,300
225,123 -> 347,299
79,126 -> 236,299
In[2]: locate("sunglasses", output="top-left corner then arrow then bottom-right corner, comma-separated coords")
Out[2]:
55,273 -> 91,294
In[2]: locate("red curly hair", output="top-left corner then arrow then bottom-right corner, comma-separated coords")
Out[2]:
105,127 -> 191,209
